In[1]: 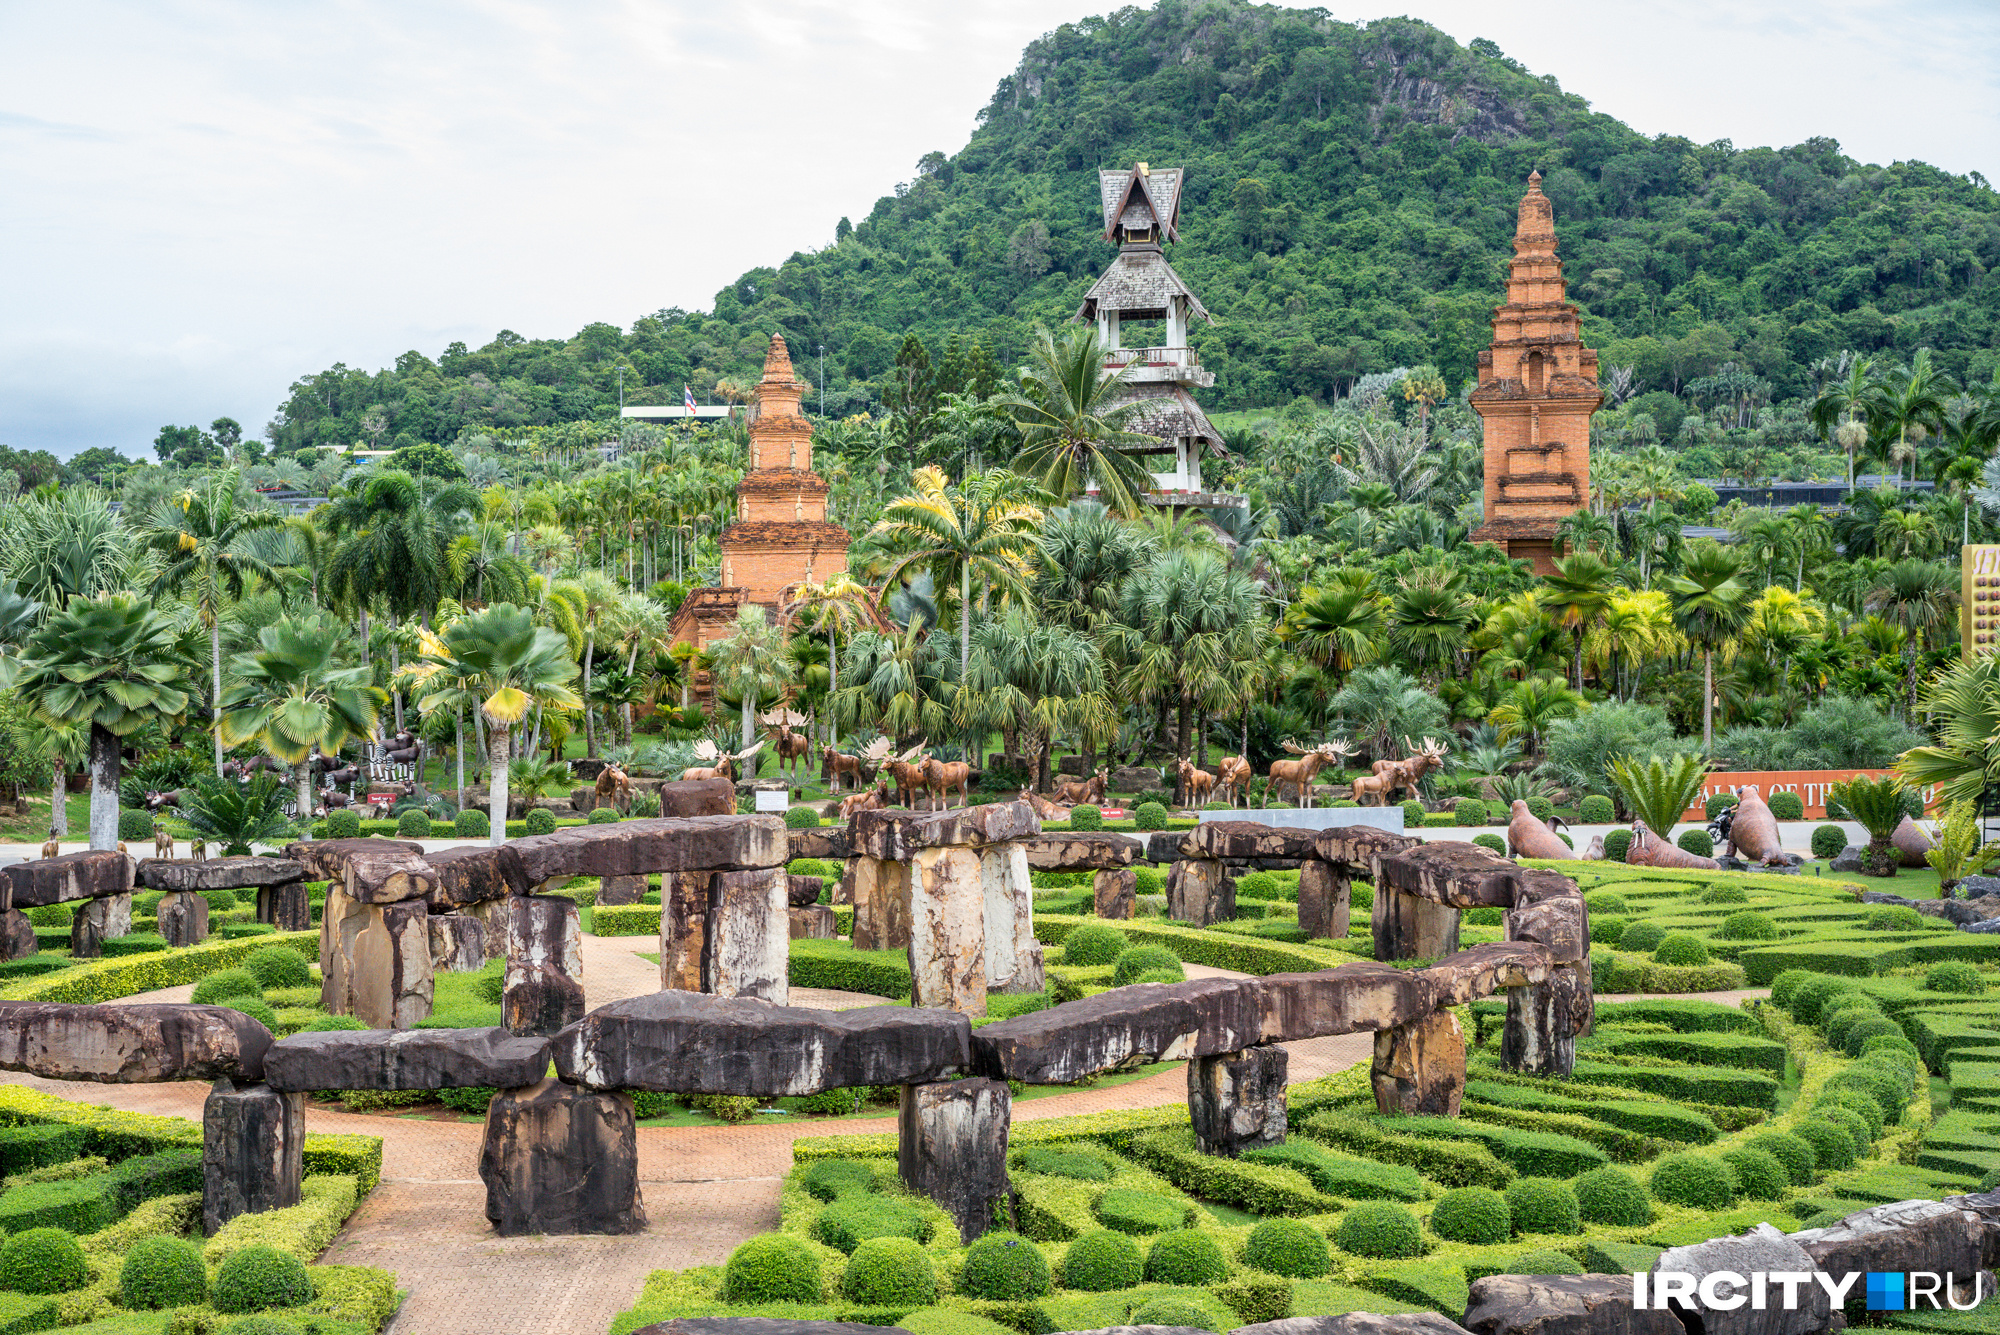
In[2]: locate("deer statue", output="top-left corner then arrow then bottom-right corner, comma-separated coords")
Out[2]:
922,754 -> 972,811
1176,756 -> 1216,808
682,739 -> 765,784
1019,787 -> 1067,820
39,833 -> 58,860
764,714 -> 812,785
1268,739 -> 1355,809
152,826 -> 175,860
881,744 -> 931,810
839,779 -> 894,822
593,763 -> 634,815
1052,768 -> 1107,807
1216,754 -> 1252,808
1367,736 -> 1451,806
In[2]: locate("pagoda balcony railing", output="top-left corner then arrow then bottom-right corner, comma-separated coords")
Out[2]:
1103,346 -> 1201,371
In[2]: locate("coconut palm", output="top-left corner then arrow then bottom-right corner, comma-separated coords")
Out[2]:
708,604 -> 795,757
1665,543 -> 1752,751
15,592 -> 196,849
1605,752 -> 1710,842
783,574 -> 880,759
1811,355 -> 1883,489
1864,559 -> 1958,717
1899,656 -> 2000,807
1874,508 -> 1940,560
217,615 -> 386,818
992,324 -> 1154,517
1875,349 -> 1952,487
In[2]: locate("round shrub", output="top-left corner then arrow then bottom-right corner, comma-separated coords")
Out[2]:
212,1246 -> 312,1313
1059,1230 -> 1142,1291
243,946 -> 310,990
453,808 -> 490,837
1789,974 -> 1863,1024
1473,834 -> 1506,855
119,808 -> 155,841
1866,904 -> 1923,931
1130,969 -> 1184,985
1429,1187 -> 1510,1244
959,1231 -> 1051,1299
120,1234 -> 207,1308
1144,1229 -> 1229,1283
218,1319 -> 305,1335
1719,912 -> 1778,941
1768,969 -> 1817,1007
1572,1167 -> 1650,1225
1504,1178 -> 1580,1236
26,904 -> 72,926
1699,884 -> 1748,904
1454,798 -> 1485,827
1112,946 -> 1184,987
725,1235 -> 820,1303
587,807 -> 622,825
325,809 -> 361,839
815,1197 -> 927,1254
0,1229 -> 88,1295
1236,872 -> 1279,898
1510,1249 -> 1584,1276
1815,1087 -> 1885,1139
1827,1061 -> 1911,1122
1815,1106 -> 1874,1158
1069,805 -> 1102,831
1527,796 -> 1554,822
1133,867 -> 1165,895
1649,1154 -> 1738,1209
1927,961 -> 1987,994
784,805 -> 821,829
1862,1034 -> 1924,1070
1063,923 -> 1129,966
844,1236 -> 936,1306
1604,829 -> 1633,862
1811,824 -> 1849,860
801,1158 -> 877,1202
396,809 -> 433,838
1842,1016 -> 1904,1057
1720,1147 -> 1788,1200
523,808 -> 556,835
1134,802 -> 1168,831
1095,1188 -> 1184,1235
1769,791 -> 1805,821
1793,1118 -> 1858,1173
191,969 -> 263,1005
1592,917 -> 1627,946
1706,792 -> 1740,819
1334,1202 -> 1423,1258
203,888 -> 239,914
1652,934 -> 1710,966
1617,921 -> 1665,955
1584,892 -> 1628,916
1131,1299 -> 1217,1332
1579,795 -> 1616,823
1401,800 -> 1426,829
1245,1216 -> 1330,1278
225,998 -> 279,1030
1677,829 -> 1714,859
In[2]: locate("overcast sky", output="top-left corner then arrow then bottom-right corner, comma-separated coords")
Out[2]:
1,0 -> 1994,461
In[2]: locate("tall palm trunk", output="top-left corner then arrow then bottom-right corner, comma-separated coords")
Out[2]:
624,641 -> 641,743
487,723 -> 510,847
87,724 -> 119,851
740,692 -> 755,754
455,709 -> 466,809
211,618 -> 225,773
1702,649 -> 1715,753
582,632 -> 596,758
50,758 -> 67,837
388,615 -> 404,734
298,760 -> 314,827
827,628 -> 839,760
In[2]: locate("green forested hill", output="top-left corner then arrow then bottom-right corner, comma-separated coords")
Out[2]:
263,0 -> 2000,456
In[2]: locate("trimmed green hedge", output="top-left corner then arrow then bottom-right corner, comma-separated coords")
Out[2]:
1032,915 -> 1350,977
1126,1129 -> 1340,1216
0,1149 -> 200,1235
1565,1058 -> 1780,1110
0,933 -> 317,1003
789,940 -> 912,998
591,904 -> 657,937
1595,1032 -> 1788,1078
1298,1111 -> 1514,1189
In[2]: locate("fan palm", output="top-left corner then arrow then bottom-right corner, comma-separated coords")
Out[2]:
1281,584 -> 1384,685
1540,552 -> 1617,690
1486,677 -> 1585,757
1828,774 -> 1911,876
1605,753 -> 1710,842
1865,559 -> 1958,718
218,616 -> 386,818
1115,549 -> 1266,780
1899,657 -> 2000,807
992,324 -> 1154,517
170,773 -> 294,856
1666,543 -> 1752,751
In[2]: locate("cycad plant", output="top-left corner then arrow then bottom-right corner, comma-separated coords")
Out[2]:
1923,799 -> 2000,894
1828,774 -> 1913,877
171,773 -> 295,856
1605,753 -> 1710,842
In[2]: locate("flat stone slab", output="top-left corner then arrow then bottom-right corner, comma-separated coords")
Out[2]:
284,839 -> 435,903
285,837 -> 424,883
787,827 -> 852,862
555,990 -> 971,1096
851,801 -> 1039,861
0,1001 -> 270,1083
1314,826 -> 1421,868
264,1026 -> 550,1092
1197,807 -> 1406,834
1257,963 -> 1438,1043
136,857 -> 304,892
1464,1274 -> 1682,1335
1425,942 -> 1552,1007
1022,832 -> 1141,871
423,845 -> 531,906
1234,1318 -> 1474,1335
1375,841 -> 1521,908
969,977 -> 1262,1084
3,850 -> 134,907
510,815 -> 786,883
1184,821 -> 1322,861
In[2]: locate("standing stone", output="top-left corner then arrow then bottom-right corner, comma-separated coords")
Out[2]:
658,871 -> 709,992
99,893 -> 132,938
1373,1008 -> 1465,1116
981,843 -> 1043,995
1502,962 -> 1589,1077
1464,1274 -> 1684,1335
502,895 -> 584,1038
899,1077 -> 1009,1244
201,1079 -> 303,1236
909,847 -> 986,1017
0,909 -> 35,960
1373,887 -> 1460,962
850,856 -> 910,951
832,862 -> 855,905
157,891 -> 210,947
788,906 -> 836,939
1168,858 -> 1234,926
322,895 -> 433,1030
460,895 -> 512,961
480,1078 -> 645,1236
705,867 -> 788,1003
68,906 -> 104,959
1652,1225 -> 1830,1335
428,913 -> 486,973
597,874 -> 648,906
255,882 -> 311,932
1188,1043 -> 1288,1156
1297,860 -> 1350,939
1093,868 -> 1135,920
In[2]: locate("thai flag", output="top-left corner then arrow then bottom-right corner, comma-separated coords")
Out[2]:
683,385 -> 697,417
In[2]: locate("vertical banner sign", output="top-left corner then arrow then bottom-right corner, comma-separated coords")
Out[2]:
1964,545 -> 2000,662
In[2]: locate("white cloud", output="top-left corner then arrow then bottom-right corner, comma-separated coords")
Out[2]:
0,0 -> 1992,459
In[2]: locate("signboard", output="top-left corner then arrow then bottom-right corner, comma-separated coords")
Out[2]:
1681,771 -> 1939,822
1965,544 -> 2000,661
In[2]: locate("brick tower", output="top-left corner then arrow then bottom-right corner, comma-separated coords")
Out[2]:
1467,171 -> 1601,575
669,334 -> 850,657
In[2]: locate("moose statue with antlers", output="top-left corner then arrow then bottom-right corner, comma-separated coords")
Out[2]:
681,739 -> 764,785
762,709 -> 812,785
1351,736 -> 1451,807
1267,739 -> 1355,808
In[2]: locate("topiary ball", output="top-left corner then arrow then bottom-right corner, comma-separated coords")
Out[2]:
1591,917 -> 1627,946
1744,1131 -> 1816,1186
1816,1087 -> 1887,1138
1718,912 -> 1778,941
723,1234 -> 821,1304
588,807 -> 622,825
1811,823 -> 1848,860
1843,1016 -> 1904,1057
1617,921 -> 1665,955
1927,961 -> 1987,994
1112,946 -> 1183,987
1572,1167 -> 1649,1226
1814,1106 -> 1874,1158
1649,1153 -> 1738,1209
1583,892 -> 1628,915
1604,828 -> 1633,862
242,946 -> 310,990
1429,1187 -> 1510,1244
396,809 -> 434,838
1579,795 -> 1615,823
1062,923 -> 1129,966
191,969 -> 263,1005
1769,791 -> 1804,821
1058,1230 -> 1143,1291
1861,1034 -> 1924,1069
1334,1202 -> 1423,1258
1067,805 -> 1104,831
225,998 -> 279,1030
843,1237 -> 936,1306
1652,934 -> 1710,966
1133,867 -> 1165,895
1788,975 -> 1863,1024
959,1231 -> 1051,1299
1454,798 -> 1485,827
1720,1147 -> 1788,1201
1401,800 -> 1426,829
453,808 -> 490,837
1866,904 -> 1924,931
202,888 -> 239,914
524,808 -> 556,835
0,1228 -> 88,1295
1245,1216 -> 1330,1278
1504,1178 -> 1580,1235
1706,792 -> 1740,819
1677,829 -> 1714,859
325,809 -> 361,839
120,1234 -> 207,1308
119,808 -> 156,841
1134,802 -> 1168,831
1473,834 -> 1507,855
1767,969 -> 1815,1008
1143,1229 -> 1229,1284
1699,884 -> 1747,904
1095,1188 -> 1184,1235
814,1196 -> 927,1254
212,1246 -> 313,1312
1131,1298 -> 1217,1332
784,805 -> 822,829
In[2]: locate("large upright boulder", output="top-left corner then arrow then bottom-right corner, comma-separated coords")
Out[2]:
428,913 -> 486,973
982,843 -> 1043,995
501,895 -> 584,1037
1372,1008 -> 1464,1116
0,911 -> 34,961
201,1079 -> 302,1236
1092,868 -> 1135,920
1188,1043 -> 1287,1156
1296,860 -> 1347,938
1167,857 -> 1234,927
850,857 -> 911,951
255,882 -> 311,933
157,891 -> 210,947
909,848 -> 986,1016
1651,1224 -> 1829,1335
899,1077 -> 1010,1244
0,1003 -> 271,1083
707,868 -> 789,1003
321,888 -> 433,1029
1464,1274 -> 1682,1335
480,1078 -> 645,1236
659,871 -> 711,992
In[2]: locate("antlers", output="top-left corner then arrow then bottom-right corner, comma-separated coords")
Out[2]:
692,739 -> 721,762
860,737 -> 894,762
895,741 -> 929,763
1279,739 -> 1306,755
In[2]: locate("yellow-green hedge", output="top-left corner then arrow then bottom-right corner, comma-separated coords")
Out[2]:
204,1174 -> 359,1264
0,933 -> 317,1003
590,905 -> 657,937
1032,916 -> 1350,977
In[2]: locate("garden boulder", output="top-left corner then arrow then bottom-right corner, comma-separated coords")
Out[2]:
0,1002 -> 271,1083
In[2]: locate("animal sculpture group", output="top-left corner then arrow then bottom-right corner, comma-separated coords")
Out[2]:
1351,737 -> 1450,807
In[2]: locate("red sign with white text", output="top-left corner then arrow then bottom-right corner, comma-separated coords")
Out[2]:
1681,771 -> 1936,822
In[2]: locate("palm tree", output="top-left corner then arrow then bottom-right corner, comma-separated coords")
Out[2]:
1554,511 -> 1617,559
783,574 -> 879,760
1736,515 -> 1793,587
1115,549 -> 1265,784
1281,583 -> 1384,686
1665,543 -> 1752,751
1540,552 -> 1617,691
171,773 -> 295,856
959,608 -> 1115,790
708,604 -> 795,757
1827,774 -> 1911,876
218,616 -> 386,818
1899,656 -> 2000,807
2,489 -> 130,612
1387,579 -> 1475,684
1875,349 -> 1952,487
410,603 -> 581,845
1037,502 -> 1155,633
1865,559 -> 1957,718
15,592 -> 196,849
833,624 -> 955,746
1875,508 -> 1940,560
1782,504 -> 1833,593
992,325 -> 1155,516
1606,753 -> 1709,841
569,571 -> 623,759
1486,677 -> 1584,757
136,471 -> 285,771
1811,354 -> 1882,490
